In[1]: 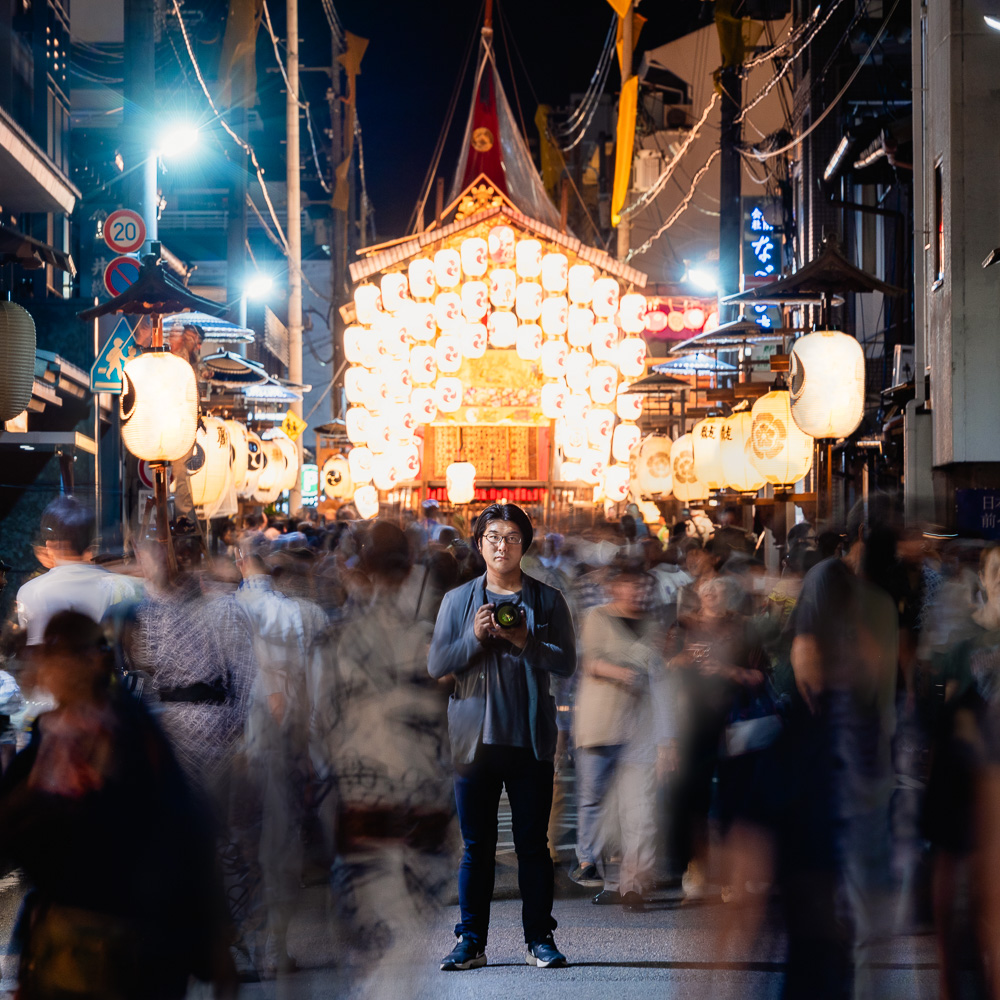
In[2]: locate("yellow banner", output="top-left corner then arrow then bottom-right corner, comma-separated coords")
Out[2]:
333,33 -> 369,213
611,75 -> 638,228
604,0 -> 630,18
534,105 -> 565,199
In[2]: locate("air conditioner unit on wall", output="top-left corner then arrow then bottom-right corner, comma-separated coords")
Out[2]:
633,149 -> 662,192
892,344 -> 914,388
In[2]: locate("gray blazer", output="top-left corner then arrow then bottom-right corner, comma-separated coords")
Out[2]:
428,572 -> 576,764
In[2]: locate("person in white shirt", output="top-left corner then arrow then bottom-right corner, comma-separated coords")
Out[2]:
15,497 -> 143,646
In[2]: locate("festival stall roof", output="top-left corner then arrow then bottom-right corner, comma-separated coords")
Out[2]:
350,200 -> 648,288
164,311 -> 254,344
77,253 -> 225,321
668,317 -> 788,354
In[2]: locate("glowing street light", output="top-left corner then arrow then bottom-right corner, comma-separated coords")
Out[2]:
155,122 -> 201,158
244,273 -> 275,301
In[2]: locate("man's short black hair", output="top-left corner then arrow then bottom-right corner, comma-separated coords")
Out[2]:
473,502 -> 533,553
40,496 -> 96,557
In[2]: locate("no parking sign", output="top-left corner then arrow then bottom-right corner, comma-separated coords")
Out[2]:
104,256 -> 141,297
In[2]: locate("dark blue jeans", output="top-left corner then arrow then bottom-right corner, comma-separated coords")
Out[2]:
453,743 -> 556,946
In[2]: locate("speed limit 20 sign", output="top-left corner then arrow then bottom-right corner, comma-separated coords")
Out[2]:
103,209 -> 146,254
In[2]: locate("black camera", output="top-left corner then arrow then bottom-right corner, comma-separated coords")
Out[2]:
493,601 -> 524,630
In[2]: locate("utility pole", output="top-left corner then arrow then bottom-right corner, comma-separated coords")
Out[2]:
718,65 -> 742,324
287,0 -> 303,511
616,2 -> 634,262
123,0 -> 157,253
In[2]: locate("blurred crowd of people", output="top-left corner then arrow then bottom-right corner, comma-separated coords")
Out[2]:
1,490 -> 1000,998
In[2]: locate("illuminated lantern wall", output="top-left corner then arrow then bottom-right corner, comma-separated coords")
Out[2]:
348,221 -> 649,498
789,331 -> 866,439
670,433 -> 708,503
691,416 -> 726,490
749,389 -> 814,487
634,434 -> 673,497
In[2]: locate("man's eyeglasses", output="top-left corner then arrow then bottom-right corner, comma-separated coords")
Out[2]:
484,532 -> 522,548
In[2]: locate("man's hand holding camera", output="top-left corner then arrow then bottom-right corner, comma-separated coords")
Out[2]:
474,602 -> 529,651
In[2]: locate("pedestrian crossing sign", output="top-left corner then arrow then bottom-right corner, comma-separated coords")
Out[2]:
281,410 -> 307,441
90,317 -> 140,393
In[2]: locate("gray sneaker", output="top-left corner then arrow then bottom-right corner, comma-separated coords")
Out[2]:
526,935 -> 567,968
440,935 -> 487,971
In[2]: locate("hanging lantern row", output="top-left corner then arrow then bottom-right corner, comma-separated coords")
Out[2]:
344,223 -> 651,515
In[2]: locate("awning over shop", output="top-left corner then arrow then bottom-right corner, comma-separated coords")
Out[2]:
0,106 -> 79,215
0,223 -> 77,275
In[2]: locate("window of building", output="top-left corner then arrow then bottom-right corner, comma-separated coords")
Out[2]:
933,161 -> 944,285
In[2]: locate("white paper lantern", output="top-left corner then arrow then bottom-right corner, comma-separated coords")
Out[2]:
354,484 -> 379,519
540,296 -> 568,337
446,461 -> 477,504
321,454 -> 352,499
588,364 -> 618,405
348,446 -> 374,485
565,350 -> 593,393
568,264 -> 595,304
541,252 -> 568,293
120,351 -> 198,462
461,322 -> 487,359
560,460 -> 583,482
403,300 -> 436,342
591,322 -> 620,363
344,325 -> 368,365
515,282 -> 543,321
380,272 -> 409,313
670,433 -> 709,503
409,345 -> 437,385
372,452 -> 401,492
435,376 -> 463,412
516,323 -> 542,360
375,313 -> 408,360
616,388 -> 644,421
692,416 -> 726,490
580,449 -> 607,485
722,411 -> 766,494
789,330 -> 866,439
619,293 -> 647,334
488,310 -> 517,348
541,339 -> 568,379
272,433 -> 299,491
750,389 -> 814,487
434,291 -> 463,330
366,413 -> 393,454
345,367 -> 368,404
225,420 -> 250,492
397,442 -> 421,481
461,280 -> 489,321
617,337 -> 647,377
488,226 -> 515,263
565,391 -> 592,424
353,284 -> 381,325
383,359 -> 411,400
591,278 -> 620,319
489,268 -> 516,309
241,431 -> 264,497
635,434 -> 674,497
0,302 -> 35,422
567,306 -> 595,349
515,239 -> 542,278
461,237 -> 488,277
364,372 -> 392,411
603,464 -> 630,502
187,417 -> 230,508
557,418 -> 588,460
386,402 -> 417,442
435,335 -> 462,373
254,440 -> 285,497
612,422 -> 641,463
684,306 -> 706,331
345,406 -> 370,444
410,387 -> 438,423
586,407 -> 615,449
433,249 -> 461,288
408,258 -> 436,299
541,380 -> 569,419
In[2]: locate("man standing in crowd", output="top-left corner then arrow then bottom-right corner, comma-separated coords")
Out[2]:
16,496 -> 142,647
429,502 -> 576,971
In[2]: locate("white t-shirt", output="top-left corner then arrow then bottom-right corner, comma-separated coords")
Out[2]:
16,563 -> 144,645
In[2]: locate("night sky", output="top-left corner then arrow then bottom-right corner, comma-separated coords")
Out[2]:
332,0 -> 709,237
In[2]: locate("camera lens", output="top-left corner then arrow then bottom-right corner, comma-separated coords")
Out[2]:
494,602 -> 521,629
